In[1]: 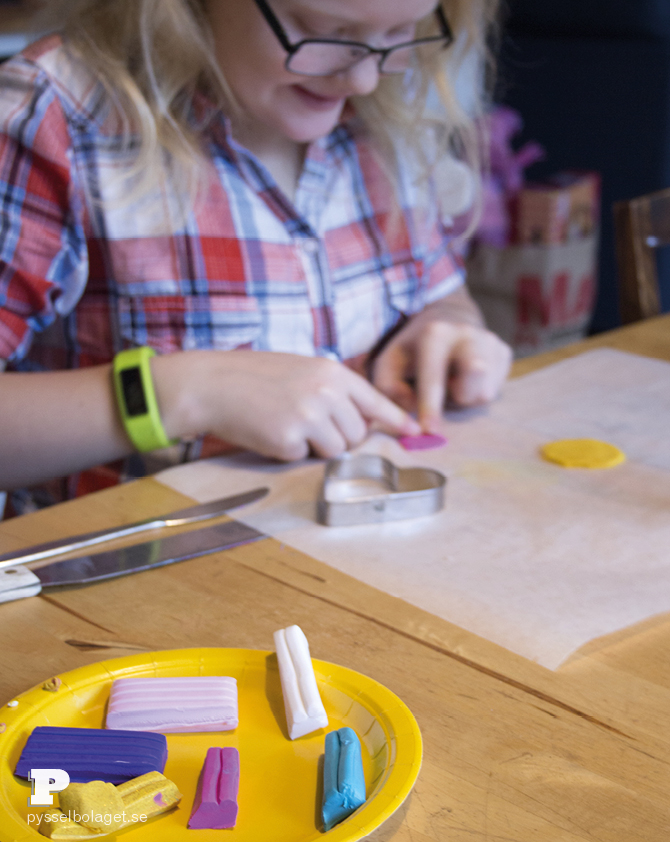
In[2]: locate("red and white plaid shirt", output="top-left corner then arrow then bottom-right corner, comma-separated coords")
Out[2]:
0,35 -> 464,508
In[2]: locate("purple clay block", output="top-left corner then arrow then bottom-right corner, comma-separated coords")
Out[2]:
398,433 -> 448,451
14,726 -> 167,784
188,747 -> 239,829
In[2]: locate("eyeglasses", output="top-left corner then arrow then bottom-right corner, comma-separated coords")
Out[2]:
253,0 -> 454,77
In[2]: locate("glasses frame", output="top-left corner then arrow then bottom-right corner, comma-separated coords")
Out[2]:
253,0 -> 454,77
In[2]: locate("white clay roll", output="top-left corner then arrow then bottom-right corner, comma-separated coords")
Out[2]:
274,624 -> 328,739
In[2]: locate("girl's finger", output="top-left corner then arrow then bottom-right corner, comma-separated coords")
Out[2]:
306,422 -> 349,460
449,332 -> 512,405
329,398 -> 368,450
415,326 -> 456,431
448,350 -> 488,405
349,372 -> 421,436
371,344 -> 415,409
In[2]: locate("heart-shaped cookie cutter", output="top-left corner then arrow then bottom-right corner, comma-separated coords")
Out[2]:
317,453 -> 446,526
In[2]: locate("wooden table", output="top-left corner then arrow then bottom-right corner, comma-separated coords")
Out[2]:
2,315 -> 670,841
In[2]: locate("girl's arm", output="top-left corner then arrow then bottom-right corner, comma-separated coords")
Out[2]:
0,365 -> 130,490
0,350 -> 420,491
370,286 -> 513,432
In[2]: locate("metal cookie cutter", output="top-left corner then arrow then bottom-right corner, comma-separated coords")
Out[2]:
317,453 -> 446,526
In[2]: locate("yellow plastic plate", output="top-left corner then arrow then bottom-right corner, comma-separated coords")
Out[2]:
0,648 -> 422,841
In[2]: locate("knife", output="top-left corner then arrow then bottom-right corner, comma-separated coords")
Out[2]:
0,487 -> 269,569
0,519 -> 266,603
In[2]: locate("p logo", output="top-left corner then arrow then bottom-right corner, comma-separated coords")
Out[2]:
29,768 -> 70,806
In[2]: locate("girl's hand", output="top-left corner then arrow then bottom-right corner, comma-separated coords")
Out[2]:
370,288 -> 512,433
154,350 -> 421,462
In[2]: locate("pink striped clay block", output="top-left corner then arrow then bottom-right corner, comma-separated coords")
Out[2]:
106,677 -> 238,733
188,747 -> 239,829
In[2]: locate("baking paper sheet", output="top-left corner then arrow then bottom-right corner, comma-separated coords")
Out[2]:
157,349 -> 670,668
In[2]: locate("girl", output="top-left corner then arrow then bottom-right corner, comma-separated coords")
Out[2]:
0,0 -> 511,509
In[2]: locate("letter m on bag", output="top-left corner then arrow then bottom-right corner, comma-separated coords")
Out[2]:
516,272 -> 595,329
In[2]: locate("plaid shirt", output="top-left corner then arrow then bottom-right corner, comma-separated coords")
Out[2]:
0,35 -> 464,508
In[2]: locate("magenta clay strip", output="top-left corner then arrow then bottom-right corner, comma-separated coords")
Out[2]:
188,747 -> 239,829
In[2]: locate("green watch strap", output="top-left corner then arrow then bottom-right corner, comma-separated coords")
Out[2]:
112,347 -> 177,453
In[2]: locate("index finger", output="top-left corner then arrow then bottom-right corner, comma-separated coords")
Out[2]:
415,326 -> 457,432
347,372 -> 421,436
370,343 -> 417,412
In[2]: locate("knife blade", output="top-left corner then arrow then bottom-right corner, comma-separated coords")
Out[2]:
0,487 -> 269,569
0,519 -> 266,603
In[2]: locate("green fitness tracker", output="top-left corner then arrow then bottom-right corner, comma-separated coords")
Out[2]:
112,346 -> 177,453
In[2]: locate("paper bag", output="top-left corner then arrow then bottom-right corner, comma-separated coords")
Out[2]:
467,235 -> 598,357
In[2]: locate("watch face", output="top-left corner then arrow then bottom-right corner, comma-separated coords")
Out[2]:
120,366 -> 148,416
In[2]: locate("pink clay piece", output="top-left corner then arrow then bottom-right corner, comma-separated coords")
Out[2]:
188,747 -> 239,829
398,433 -> 448,451
105,676 -> 238,733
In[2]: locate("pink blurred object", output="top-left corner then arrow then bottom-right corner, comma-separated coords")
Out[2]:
398,433 -> 448,451
477,106 -> 545,248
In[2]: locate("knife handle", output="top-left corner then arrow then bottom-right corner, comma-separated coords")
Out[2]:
0,566 -> 42,603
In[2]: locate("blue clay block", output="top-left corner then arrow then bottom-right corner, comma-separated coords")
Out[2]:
14,726 -> 168,783
322,727 -> 366,831
322,731 -> 341,827
337,727 -> 366,806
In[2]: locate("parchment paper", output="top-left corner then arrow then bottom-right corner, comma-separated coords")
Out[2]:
157,349 -> 670,669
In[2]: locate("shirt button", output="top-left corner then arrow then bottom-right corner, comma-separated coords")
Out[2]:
301,238 -> 320,254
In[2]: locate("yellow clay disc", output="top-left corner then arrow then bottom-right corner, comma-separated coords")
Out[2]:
540,438 -> 626,469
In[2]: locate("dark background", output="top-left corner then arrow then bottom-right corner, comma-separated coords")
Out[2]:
497,0 -> 670,332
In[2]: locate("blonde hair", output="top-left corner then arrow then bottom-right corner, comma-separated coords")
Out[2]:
33,0 -> 499,218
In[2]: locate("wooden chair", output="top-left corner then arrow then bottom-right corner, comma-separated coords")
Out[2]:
614,187 -> 670,323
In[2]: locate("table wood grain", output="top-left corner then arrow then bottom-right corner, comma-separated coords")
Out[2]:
2,315 -> 670,841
